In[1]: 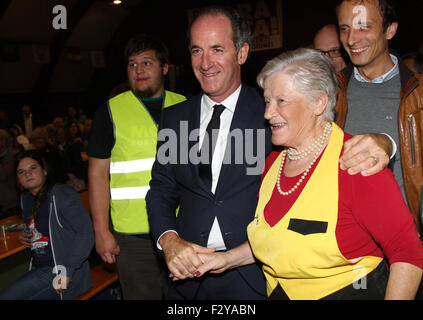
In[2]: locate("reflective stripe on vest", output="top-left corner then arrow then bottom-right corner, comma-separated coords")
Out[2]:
110,157 -> 155,200
110,157 -> 156,175
108,90 -> 186,233
110,186 -> 150,200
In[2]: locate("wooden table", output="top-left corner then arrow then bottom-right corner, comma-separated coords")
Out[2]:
0,215 -> 26,260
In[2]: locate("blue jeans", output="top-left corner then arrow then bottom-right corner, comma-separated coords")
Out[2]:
0,265 -> 61,300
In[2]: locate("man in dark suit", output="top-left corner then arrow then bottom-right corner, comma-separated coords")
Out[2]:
146,6 -> 272,299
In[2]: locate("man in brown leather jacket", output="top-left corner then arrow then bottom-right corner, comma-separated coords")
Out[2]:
335,0 -> 423,232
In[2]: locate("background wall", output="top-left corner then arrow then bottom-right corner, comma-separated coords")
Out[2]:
0,0 -> 422,123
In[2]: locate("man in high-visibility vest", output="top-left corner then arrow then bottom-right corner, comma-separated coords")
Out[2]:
87,34 -> 186,299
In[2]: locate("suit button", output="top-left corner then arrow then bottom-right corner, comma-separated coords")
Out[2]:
200,232 -> 207,238
214,200 -> 224,206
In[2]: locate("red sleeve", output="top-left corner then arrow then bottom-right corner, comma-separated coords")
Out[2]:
350,168 -> 423,269
263,133 -> 423,269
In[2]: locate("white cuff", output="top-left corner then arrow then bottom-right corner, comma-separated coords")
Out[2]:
381,133 -> 397,159
156,230 -> 178,250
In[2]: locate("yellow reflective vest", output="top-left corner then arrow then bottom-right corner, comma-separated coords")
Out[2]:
108,90 -> 186,233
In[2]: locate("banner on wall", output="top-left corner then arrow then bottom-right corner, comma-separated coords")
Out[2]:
67,48 -> 82,63
187,0 -> 283,52
32,44 -> 50,64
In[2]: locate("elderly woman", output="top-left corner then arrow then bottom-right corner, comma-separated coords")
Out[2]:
193,48 -> 423,300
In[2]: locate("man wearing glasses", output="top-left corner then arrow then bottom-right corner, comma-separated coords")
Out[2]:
313,24 -> 347,72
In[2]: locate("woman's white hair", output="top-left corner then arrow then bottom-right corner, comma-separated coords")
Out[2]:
257,48 -> 339,122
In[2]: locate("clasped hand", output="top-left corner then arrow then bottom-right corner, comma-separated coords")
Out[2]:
160,233 -> 228,281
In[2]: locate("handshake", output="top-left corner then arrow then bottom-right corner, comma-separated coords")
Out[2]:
159,232 -> 253,281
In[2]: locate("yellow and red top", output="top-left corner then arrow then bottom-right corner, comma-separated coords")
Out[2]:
247,123 -> 423,299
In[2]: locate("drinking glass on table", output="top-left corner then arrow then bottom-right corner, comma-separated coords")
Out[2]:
19,225 -> 32,248
1,225 -> 7,242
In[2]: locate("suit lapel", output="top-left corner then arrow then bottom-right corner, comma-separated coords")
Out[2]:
214,86 -> 253,196
187,94 -> 202,157
191,86 -> 261,197
186,94 -> 212,193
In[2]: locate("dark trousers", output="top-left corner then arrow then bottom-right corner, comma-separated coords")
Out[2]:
114,233 -> 169,300
168,268 -> 265,300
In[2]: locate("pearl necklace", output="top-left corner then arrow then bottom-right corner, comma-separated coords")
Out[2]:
287,122 -> 332,161
277,123 -> 332,196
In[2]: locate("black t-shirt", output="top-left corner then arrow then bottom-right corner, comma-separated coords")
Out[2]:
142,98 -> 163,125
27,195 -> 54,267
87,96 -> 163,159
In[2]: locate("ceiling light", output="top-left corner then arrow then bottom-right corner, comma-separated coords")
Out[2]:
113,0 -> 122,4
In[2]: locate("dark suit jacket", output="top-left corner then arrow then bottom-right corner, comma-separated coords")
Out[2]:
146,85 -> 272,299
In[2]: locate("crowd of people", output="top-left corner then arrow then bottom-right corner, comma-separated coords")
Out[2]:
0,105 -> 92,217
1,0 -> 423,301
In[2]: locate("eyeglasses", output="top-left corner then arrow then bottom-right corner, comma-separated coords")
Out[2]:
318,48 -> 342,58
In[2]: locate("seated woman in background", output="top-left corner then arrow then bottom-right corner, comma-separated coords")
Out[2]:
193,48 -> 423,300
0,151 -> 94,300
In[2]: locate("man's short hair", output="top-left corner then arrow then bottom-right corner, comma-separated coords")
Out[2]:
187,5 -> 252,53
336,0 -> 398,32
124,34 -> 169,66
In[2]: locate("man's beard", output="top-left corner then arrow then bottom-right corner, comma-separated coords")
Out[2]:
133,88 -> 155,99
131,74 -> 165,99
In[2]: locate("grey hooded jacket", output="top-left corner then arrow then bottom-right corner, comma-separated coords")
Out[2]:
21,184 -> 94,299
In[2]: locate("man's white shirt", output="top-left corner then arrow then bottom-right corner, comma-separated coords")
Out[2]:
157,85 -> 242,251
